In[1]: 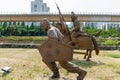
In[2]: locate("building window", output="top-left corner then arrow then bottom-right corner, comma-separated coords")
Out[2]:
34,10 -> 37,12
42,5 -> 45,12
34,5 -> 37,8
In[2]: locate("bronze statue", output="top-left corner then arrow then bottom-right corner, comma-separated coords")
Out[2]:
55,3 -> 72,44
55,3 -> 99,61
70,11 -> 100,61
39,18 -> 87,80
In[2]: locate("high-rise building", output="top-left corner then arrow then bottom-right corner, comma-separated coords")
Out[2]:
29,0 -> 50,27
31,0 -> 50,13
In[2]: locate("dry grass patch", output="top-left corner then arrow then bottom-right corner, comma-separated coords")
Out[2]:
0,49 -> 120,80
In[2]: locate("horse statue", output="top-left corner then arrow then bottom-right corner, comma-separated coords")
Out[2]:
55,3 -> 99,61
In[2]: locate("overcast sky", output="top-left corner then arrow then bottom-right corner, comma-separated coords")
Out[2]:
0,0 -> 120,13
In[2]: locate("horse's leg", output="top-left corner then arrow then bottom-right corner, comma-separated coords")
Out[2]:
86,49 -> 92,61
89,49 -> 92,58
83,49 -> 89,59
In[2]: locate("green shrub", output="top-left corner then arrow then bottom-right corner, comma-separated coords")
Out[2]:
102,53 -> 120,58
103,39 -> 118,46
116,71 -> 120,74
108,54 -> 120,58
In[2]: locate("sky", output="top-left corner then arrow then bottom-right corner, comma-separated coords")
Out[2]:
0,0 -> 120,14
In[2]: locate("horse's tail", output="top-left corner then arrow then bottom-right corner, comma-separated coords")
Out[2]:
91,36 -> 99,55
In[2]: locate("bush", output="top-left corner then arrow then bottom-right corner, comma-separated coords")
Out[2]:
103,39 -> 118,46
108,54 -> 120,58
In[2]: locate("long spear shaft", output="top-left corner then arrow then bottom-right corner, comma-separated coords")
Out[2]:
55,2 -> 71,35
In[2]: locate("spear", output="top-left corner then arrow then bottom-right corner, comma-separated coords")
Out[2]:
55,2 -> 70,35
55,2 -> 65,22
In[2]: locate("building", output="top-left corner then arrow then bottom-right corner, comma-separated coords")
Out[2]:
31,0 -> 50,13
30,0 -> 50,26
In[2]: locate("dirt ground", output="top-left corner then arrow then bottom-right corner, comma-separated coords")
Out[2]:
0,48 -> 120,80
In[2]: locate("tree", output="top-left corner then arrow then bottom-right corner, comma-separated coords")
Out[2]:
117,27 -> 120,37
17,22 -> 20,25
6,25 -> 15,36
21,22 -> 25,27
3,22 -> 8,27
0,26 -> 3,36
26,25 -> 29,36
13,22 -> 16,25
2,22 -> 8,35
30,22 -> 35,29
8,22 -> 12,26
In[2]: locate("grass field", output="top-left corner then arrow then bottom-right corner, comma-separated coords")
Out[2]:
0,48 -> 120,80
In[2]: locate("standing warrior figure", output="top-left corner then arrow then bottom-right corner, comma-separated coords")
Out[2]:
41,18 -> 87,80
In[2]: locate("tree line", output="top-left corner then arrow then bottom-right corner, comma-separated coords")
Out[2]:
0,22 -> 47,36
83,23 -> 120,38
0,22 -> 120,38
